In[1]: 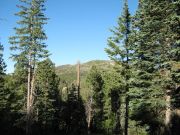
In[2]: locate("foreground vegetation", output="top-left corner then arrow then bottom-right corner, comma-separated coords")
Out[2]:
0,0 -> 179,135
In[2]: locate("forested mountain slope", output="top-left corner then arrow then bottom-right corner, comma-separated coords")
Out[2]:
56,60 -> 114,99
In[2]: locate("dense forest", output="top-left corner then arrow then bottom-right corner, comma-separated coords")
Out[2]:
0,0 -> 179,135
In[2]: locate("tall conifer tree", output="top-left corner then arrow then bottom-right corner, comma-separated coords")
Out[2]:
105,0 -> 131,134
9,0 -> 49,134
129,0 -> 179,134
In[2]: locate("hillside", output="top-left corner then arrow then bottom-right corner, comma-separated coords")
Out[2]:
56,60 -> 114,99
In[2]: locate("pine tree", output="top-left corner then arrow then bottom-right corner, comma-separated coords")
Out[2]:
4,63 -> 27,134
0,43 -> 10,134
86,66 -> 104,133
35,59 -> 59,134
102,67 -> 123,135
65,84 -> 87,135
105,0 -> 131,134
9,0 -> 49,134
130,1 -> 161,134
0,43 -> 6,110
129,0 -> 178,134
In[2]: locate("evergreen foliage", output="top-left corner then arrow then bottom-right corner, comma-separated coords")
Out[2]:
102,68 -> 123,135
86,66 -> 104,133
9,0 -> 49,134
9,0 -> 49,64
105,0 -> 132,134
34,59 -> 60,134
129,1 -> 166,134
66,84 -> 87,135
0,43 -> 7,109
0,43 -> 10,134
129,0 -> 180,135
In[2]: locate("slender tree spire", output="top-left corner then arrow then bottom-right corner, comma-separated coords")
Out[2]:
105,0 -> 131,134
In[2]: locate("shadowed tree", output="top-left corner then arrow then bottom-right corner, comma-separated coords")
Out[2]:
34,59 -> 60,135
105,0 -> 131,134
86,66 -> 104,133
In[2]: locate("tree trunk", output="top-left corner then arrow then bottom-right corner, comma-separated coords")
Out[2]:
114,108 -> 122,135
165,90 -> 171,135
30,69 -> 35,108
26,53 -> 36,135
26,54 -> 32,135
87,96 -> 93,134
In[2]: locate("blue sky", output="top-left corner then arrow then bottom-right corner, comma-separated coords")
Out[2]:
0,0 -> 138,73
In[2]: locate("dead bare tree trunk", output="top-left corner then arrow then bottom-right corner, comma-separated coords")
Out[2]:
87,96 -> 93,134
165,90 -> 172,135
77,61 -> 80,99
165,92 -> 171,125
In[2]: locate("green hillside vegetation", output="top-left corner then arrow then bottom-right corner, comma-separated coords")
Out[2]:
56,60 -> 114,99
